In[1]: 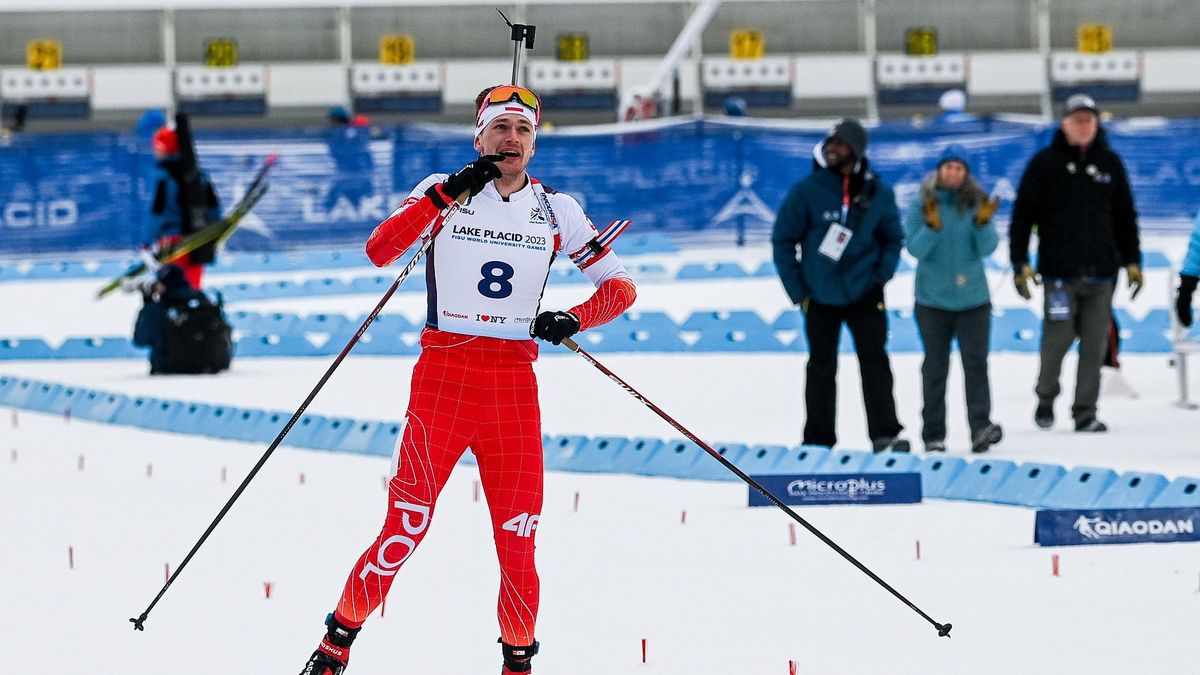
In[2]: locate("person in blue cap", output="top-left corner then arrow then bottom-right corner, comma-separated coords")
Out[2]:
905,145 -> 1003,453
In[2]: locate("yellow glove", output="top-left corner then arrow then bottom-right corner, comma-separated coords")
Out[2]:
974,196 -> 1000,226
1125,264 -> 1143,300
923,196 -> 942,231
1014,264 -> 1040,301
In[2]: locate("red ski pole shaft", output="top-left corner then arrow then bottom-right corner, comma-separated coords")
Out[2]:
558,337 -> 952,638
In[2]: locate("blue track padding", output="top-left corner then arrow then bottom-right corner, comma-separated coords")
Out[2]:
815,450 -> 872,474
363,313 -> 418,334
0,338 -> 56,360
235,334 -> 323,357
990,308 -> 1041,352
336,420 -> 401,456
0,372 -> 33,403
681,310 -> 771,333
566,435 -> 630,473
349,275 -> 399,294
735,444 -> 791,475
295,313 -> 351,335
227,310 -> 264,332
248,411 -> 289,443
0,375 -> 19,404
221,408 -> 269,442
611,311 -> 680,332
543,434 -> 589,471
690,326 -> 783,351
280,413 -> 328,448
140,399 -> 185,431
258,313 -> 302,335
1141,250 -> 1170,269
751,261 -> 777,277
199,405 -> 250,440
301,277 -> 353,297
1147,476 -> 1200,507
352,332 -> 422,356
941,458 -> 1016,501
55,337 -> 143,359
23,382 -> 64,413
676,262 -> 750,280
1093,472 -> 1170,509
771,310 -> 802,331
44,384 -> 86,417
173,402 -> 214,434
615,232 -> 677,256
990,462 -> 1067,507
1039,466 -> 1118,509
887,310 -> 922,352
72,391 -> 128,423
615,437 -> 665,472
770,445 -> 831,474
641,438 -> 704,477
692,442 -> 749,480
111,395 -> 161,427
582,323 -> 689,352
301,416 -> 355,449
864,451 -> 921,473
1115,309 -> 1171,352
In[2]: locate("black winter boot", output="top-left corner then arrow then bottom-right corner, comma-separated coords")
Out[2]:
300,613 -> 361,675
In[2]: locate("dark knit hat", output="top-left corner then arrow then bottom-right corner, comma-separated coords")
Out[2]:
824,118 -> 868,159
156,263 -> 188,290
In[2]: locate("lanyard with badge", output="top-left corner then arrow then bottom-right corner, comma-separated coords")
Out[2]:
818,174 -> 854,262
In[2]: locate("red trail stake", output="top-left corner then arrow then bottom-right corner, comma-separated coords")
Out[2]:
915,540 -> 921,561
641,638 -> 647,664
788,522 -> 796,546
68,546 -> 74,570
264,582 -> 273,599
1052,554 -> 1060,577
473,480 -> 480,502
573,491 -> 580,513
165,563 -> 170,583
680,510 -> 687,525
789,659 -> 798,675
77,455 -> 85,472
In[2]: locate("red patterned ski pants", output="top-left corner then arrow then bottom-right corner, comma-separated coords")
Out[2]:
334,331 -> 543,647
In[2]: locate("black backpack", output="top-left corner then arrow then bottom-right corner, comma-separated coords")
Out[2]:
160,295 -> 233,374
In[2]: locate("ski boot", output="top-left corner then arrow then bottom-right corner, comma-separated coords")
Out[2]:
500,638 -> 540,674
300,613 -> 361,675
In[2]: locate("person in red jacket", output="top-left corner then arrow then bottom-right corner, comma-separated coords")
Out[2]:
300,85 -> 636,675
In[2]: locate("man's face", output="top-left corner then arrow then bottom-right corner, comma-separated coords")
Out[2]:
823,137 -> 855,171
473,113 -> 536,176
1061,110 -> 1099,147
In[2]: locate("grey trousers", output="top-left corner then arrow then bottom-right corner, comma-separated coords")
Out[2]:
1036,278 -> 1115,422
915,303 -> 994,443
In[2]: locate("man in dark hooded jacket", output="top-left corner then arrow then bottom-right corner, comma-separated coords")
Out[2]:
772,118 -> 909,452
1010,93 -> 1142,433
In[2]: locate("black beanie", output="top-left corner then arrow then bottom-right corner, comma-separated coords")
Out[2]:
825,118 -> 868,159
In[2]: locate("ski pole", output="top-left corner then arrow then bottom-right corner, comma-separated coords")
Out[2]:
558,336 -> 953,638
130,199 -> 463,631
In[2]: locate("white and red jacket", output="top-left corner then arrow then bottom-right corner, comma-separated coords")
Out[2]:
367,174 -> 636,343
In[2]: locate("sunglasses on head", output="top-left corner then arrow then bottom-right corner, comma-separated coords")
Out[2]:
478,85 -> 541,123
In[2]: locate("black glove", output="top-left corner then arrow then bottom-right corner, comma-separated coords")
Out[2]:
426,154 -> 503,208
531,311 -> 581,345
1178,274 -> 1199,327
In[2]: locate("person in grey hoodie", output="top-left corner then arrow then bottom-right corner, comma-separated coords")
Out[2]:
904,146 -> 1003,453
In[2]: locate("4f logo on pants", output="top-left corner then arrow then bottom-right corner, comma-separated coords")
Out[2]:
502,512 -> 539,538
359,500 -> 431,580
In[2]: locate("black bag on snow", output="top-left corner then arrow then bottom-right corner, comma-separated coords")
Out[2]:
160,296 -> 233,374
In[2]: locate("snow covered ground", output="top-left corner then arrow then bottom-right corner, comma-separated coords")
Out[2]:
2,240 -> 1198,673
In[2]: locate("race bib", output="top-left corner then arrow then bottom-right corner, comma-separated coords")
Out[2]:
818,224 -> 853,262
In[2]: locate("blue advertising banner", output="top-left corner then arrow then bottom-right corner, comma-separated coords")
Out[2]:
748,472 -> 923,507
1035,507 -> 1200,546
3,116 -> 1199,256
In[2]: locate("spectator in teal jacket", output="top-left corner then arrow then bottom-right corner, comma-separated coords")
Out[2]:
904,146 -> 1003,453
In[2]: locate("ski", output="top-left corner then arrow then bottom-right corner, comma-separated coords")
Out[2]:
97,154 -> 278,299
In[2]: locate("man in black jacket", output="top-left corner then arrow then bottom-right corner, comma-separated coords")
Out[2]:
132,264 -> 231,375
1009,94 -> 1142,433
